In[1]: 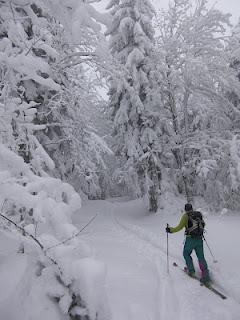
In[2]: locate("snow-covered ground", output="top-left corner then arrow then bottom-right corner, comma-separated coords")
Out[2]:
1,195 -> 240,319
73,196 -> 240,320
0,229 -> 65,320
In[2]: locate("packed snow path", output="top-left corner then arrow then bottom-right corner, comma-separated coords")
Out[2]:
73,199 -> 240,320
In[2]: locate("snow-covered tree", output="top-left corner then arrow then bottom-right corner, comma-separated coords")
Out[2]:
0,1 -> 113,318
228,20 -> 240,112
0,0 -> 113,199
38,0 -> 113,199
0,139 -> 111,320
38,64 -> 113,199
0,1 -> 60,171
153,0 -> 240,209
106,0 -> 162,212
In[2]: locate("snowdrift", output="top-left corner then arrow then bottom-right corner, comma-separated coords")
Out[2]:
0,144 -> 110,320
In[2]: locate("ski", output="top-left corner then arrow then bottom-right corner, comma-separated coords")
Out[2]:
173,262 -> 227,300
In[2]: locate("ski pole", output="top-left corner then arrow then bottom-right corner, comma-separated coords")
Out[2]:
167,223 -> 169,273
203,235 -> 218,263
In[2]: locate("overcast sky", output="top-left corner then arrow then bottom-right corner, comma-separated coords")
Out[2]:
96,0 -> 239,24
154,0 -> 239,23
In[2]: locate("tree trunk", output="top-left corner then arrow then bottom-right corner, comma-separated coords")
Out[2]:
147,156 -> 160,213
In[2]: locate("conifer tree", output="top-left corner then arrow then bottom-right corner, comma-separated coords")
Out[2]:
107,0 -> 161,212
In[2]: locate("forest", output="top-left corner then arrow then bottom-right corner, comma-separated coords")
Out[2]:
1,0 -> 240,319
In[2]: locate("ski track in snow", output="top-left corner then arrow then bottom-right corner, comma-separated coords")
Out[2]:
75,200 -> 240,320
114,212 -> 240,306
112,211 -> 181,320
112,207 -> 240,320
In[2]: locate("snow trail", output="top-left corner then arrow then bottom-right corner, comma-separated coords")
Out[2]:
74,199 -> 240,320
75,201 -> 161,320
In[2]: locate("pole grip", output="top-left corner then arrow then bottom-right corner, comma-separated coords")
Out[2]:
166,223 -> 169,273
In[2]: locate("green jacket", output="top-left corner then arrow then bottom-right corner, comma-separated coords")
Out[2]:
170,213 -> 189,233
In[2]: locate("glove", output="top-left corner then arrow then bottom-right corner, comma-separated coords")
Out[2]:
166,226 -> 171,233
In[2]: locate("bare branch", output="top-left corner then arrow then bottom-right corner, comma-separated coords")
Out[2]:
0,212 -> 44,250
45,214 -> 98,251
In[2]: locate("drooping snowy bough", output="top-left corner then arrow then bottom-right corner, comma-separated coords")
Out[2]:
0,144 -> 111,320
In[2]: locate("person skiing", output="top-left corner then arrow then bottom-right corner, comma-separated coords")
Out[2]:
166,203 -> 210,285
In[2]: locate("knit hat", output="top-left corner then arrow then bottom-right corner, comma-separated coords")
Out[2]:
185,203 -> 193,212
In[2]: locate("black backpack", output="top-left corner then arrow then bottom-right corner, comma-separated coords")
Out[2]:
186,211 -> 205,237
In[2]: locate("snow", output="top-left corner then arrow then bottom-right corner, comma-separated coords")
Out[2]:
72,196 -> 240,320
0,52 -> 60,91
32,138 -> 56,171
71,257 -> 110,320
1,0 -> 240,318
0,230 -> 64,320
0,144 -> 109,319
1,167 -> 240,319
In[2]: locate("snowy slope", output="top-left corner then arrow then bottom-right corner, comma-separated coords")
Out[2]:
73,197 -> 240,320
0,145 -> 110,320
0,229 -> 65,320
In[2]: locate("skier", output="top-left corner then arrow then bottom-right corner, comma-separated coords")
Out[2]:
166,203 -> 210,285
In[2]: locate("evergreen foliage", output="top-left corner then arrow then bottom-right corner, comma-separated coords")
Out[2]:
106,0 -> 161,212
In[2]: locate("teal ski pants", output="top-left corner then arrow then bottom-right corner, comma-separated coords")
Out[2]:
183,237 -> 210,281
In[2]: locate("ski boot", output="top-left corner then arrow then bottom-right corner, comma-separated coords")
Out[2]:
184,267 -> 195,278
